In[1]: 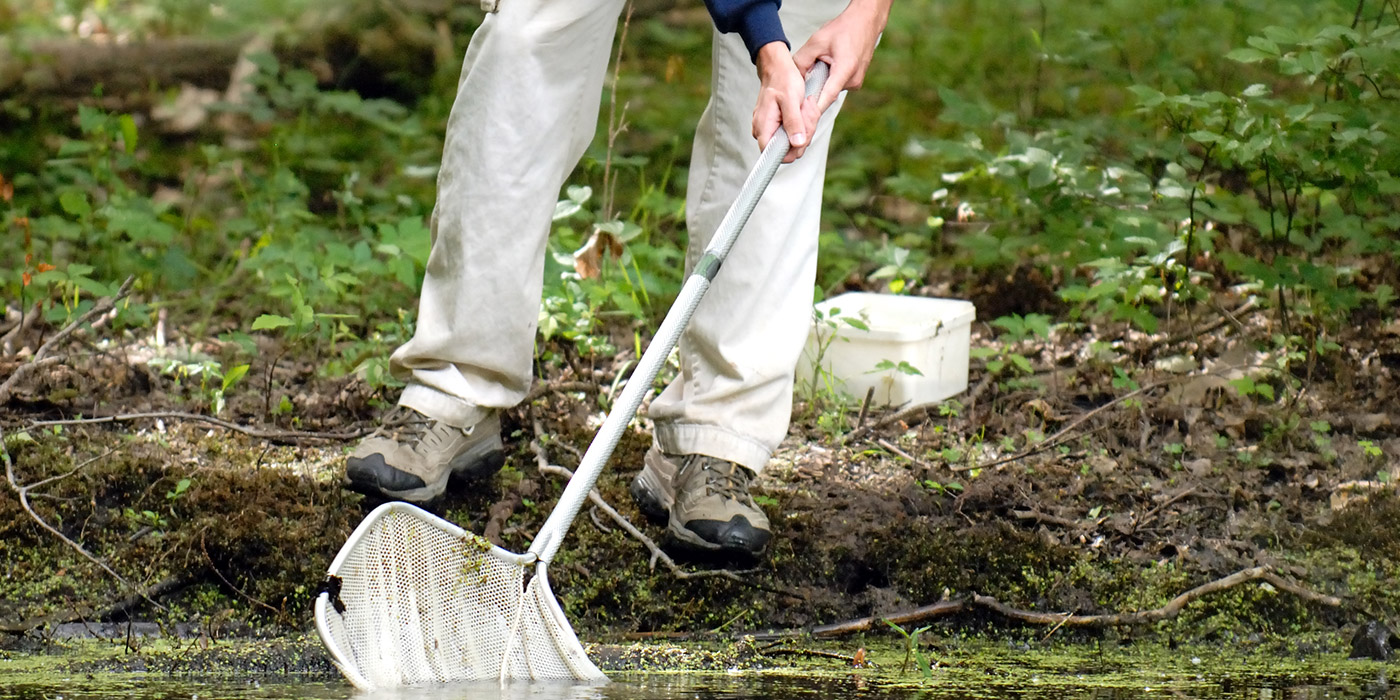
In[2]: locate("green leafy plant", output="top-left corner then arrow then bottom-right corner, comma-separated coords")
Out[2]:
883,619 -> 934,677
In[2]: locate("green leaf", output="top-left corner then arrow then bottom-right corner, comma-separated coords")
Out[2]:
1027,162 -> 1056,189
566,185 -> 592,204
222,364 -> 250,392
1246,36 -> 1280,54
1226,47 -> 1273,63
59,190 -> 91,218
1126,84 -> 1165,107
119,114 -> 138,154
252,314 -> 294,331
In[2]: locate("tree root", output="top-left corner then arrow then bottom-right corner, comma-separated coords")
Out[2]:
0,276 -> 134,405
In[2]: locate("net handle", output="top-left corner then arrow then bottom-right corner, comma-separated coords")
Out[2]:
528,61 -> 831,563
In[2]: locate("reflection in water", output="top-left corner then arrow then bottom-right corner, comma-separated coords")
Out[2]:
359,680 -> 608,700
0,668 -> 1389,700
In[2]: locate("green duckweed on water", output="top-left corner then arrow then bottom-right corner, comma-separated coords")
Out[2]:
1,637 -> 1396,699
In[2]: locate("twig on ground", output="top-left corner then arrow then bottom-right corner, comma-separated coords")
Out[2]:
1011,508 -> 1084,529
199,532 -> 281,616
1130,487 -> 1197,534
849,402 -> 937,442
854,387 -> 875,432
1,439 -> 166,613
588,505 -> 613,534
874,438 -> 924,467
483,478 -> 537,547
528,420 -> 757,585
29,412 -> 365,442
1,278 -> 136,404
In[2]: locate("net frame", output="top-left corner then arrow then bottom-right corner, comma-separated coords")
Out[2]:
315,502 -> 605,690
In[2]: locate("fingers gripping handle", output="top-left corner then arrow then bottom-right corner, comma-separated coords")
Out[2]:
768,60 -> 832,162
527,61 -> 830,565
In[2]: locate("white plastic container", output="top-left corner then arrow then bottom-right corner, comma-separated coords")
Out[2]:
798,292 -> 976,408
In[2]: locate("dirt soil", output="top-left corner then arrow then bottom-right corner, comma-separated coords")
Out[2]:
2,287 -> 1399,661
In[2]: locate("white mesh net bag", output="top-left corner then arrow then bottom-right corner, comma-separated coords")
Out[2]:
315,503 -> 605,689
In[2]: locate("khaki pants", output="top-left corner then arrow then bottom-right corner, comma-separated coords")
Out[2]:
391,0 -> 851,473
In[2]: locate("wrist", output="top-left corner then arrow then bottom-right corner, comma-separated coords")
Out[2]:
846,0 -> 892,27
755,41 -> 793,77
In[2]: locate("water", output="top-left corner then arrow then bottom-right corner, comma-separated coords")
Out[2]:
1,671 -> 1395,700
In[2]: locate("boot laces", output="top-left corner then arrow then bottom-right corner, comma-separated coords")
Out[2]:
373,406 -> 430,440
375,407 -> 468,455
688,456 -> 752,502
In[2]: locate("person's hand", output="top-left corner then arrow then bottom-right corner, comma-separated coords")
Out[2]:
753,42 -> 820,163
792,0 -> 892,115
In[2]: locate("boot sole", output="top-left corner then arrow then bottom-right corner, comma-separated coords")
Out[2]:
665,517 -> 767,561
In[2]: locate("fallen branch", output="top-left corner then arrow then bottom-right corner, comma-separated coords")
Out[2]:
0,276 -> 133,405
787,565 -> 1344,639
971,566 -> 1344,628
1,438 -> 166,614
29,411 -> 365,442
808,599 -> 965,639
0,575 -> 192,634
528,420 -> 757,585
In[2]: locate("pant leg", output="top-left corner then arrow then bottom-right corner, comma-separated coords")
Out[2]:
390,0 -> 626,427
648,0 -> 852,472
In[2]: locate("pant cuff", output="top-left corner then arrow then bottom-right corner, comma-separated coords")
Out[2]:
652,422 -> 772,474
399,383 -> 490,429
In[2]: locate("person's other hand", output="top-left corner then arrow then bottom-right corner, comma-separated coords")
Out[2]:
753,42 -> 819,163
793,0 -> 891,116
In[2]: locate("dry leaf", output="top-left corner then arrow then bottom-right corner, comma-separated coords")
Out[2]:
572,227 -> 624,280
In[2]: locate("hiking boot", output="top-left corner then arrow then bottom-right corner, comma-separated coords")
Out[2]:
630,447 -> 771,558
346,406 -> 504,503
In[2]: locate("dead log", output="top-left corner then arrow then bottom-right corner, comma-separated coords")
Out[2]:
0,38 -> 246,97
0,0 -> 701,101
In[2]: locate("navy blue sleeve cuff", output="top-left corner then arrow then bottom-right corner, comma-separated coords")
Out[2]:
737,2 -> 788,63
703,0 -> 789,63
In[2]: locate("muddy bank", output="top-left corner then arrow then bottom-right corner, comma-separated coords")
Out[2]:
2,295 -> 1399,658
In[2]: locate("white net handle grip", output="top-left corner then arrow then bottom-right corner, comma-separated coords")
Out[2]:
529,60 -> 831,564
